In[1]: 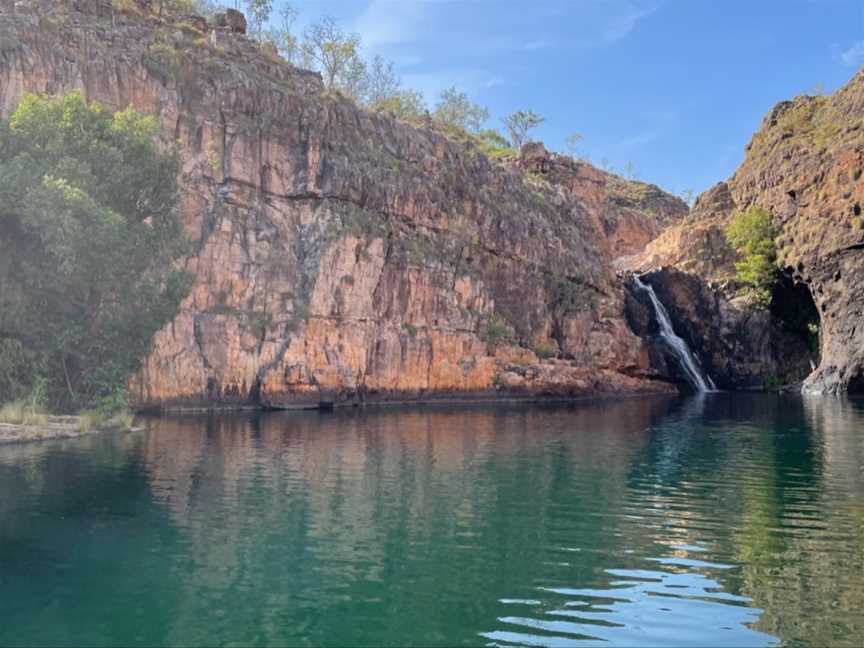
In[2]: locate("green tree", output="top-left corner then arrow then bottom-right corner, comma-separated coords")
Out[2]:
0,92 -> 191,411
502,109 -> 544,149
433,87 -> 489,133
301,15 -> 365,95
725,206 -> 779,306
474,129 -> 515,159
370,89 -> 427,121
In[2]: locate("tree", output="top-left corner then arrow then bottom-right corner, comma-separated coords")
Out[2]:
264,3 -> 299,63
301,16 -> 364,94
565,132 -> 582,157
0,93 -> 191,412
502,110 -> 544,149
680,189 -> 695,206
154,0 -> 215,15
725,206 -> 779,306
244,0 -> 273,41
433,87 -> 489,133
370,89 -> 427,121
190,0 -> 222,16
474,129 -> 515,159
362,56 -> 400,106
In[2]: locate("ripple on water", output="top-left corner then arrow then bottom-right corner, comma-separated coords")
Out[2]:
483,560 -> 777,647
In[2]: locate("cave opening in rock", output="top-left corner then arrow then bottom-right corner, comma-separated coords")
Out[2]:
771,270 -> 820,358
848,372 -> 864,394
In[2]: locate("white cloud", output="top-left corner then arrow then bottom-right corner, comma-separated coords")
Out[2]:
840,40 -> 864,67
351,1 -> 432,53
601,3 -> 658,44
402,68 -> 507,103
483,76 -> 508,88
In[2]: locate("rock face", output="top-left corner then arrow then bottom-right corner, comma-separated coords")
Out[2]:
628,71 -> 864,393
518,143 -> 687,259
0,1 -> 685,408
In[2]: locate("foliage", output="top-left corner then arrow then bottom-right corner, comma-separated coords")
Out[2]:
433,87 -> 489,133
483,314 -> 514,352
534,341 -> 556,360
143,40 -> 182,81
243,0 -> 272,41
300,15 -> 365,96
263,4 -> 299,62
79,410 -> 133,432
565,132 -> 582,157
806,322 -> 820,354
502,110 -> 544,149
253,7 -> 504,139
0,377 -> 49,425
370,90 -> 427,121
473,129 -> 515,159
191,0 -> 222,17
762,373 -> 781,390
725,206 -> 779,307
0,337 -> 38,403
545,274 -> 589,316
0,92 -> 191,412
149,0 -> 212,15
362,55 -> 399,105
0,400 -> 48,426
679,188 -> 695,206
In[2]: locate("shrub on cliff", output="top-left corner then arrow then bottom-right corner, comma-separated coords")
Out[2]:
434,87 -> 489,133
473,129 -> 516,159
0,92 -> 191,412
725,206 -> 779,307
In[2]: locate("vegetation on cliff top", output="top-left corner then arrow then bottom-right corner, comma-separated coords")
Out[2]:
149,1 -> 555,160
0,92 -> 191,414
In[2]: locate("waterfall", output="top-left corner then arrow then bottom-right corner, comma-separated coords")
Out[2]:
633,276 -> 716,392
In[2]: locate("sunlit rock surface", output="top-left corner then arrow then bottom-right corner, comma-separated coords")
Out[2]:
0,0 -> 686,408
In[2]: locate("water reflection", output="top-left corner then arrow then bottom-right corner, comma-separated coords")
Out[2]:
0,395 -> 862,647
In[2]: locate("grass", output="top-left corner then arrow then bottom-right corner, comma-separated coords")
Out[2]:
78,409 -> 135,433
0,400 -> 49,426
0,400 -> 133,432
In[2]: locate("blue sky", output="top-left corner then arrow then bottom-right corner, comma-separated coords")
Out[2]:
265,0 -> 864,198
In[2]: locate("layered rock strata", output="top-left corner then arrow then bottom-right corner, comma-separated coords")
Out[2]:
0,0 -> 687,408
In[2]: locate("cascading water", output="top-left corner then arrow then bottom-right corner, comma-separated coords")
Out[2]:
633,276 -> 716,392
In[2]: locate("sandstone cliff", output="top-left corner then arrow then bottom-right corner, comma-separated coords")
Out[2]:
629,70 -> 864,393
0,0 -> 687,408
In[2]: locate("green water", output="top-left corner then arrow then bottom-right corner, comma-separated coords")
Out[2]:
1,394 -> 863,647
